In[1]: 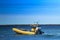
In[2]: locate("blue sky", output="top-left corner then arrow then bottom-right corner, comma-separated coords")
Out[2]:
0,0 -> 60,24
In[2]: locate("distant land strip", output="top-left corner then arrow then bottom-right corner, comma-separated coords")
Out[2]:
0,24 -> 60,26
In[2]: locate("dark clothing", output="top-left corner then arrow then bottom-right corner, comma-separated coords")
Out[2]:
36,29 -> 44,34
32,27 -> 44,34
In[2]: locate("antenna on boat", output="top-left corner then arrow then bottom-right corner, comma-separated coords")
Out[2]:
31,21 -> 39,27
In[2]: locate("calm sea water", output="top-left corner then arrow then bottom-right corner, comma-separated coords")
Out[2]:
0,25 -> 60,40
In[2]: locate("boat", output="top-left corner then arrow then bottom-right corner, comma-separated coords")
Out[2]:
12,27 -> 44,35
12,22 -> 44,35
12,28 -> 36,35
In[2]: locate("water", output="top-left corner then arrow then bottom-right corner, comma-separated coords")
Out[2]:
0,25 -> 60,40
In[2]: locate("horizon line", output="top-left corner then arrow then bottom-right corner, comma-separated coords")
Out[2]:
1,24 -> 60,25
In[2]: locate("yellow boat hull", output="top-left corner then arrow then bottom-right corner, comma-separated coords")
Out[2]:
12,28 -> 36,35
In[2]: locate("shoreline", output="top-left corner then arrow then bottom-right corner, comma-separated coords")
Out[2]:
0,24 -> 60,26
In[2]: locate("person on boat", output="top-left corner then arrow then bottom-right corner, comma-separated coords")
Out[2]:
31,22 -> 44,34
31,25 -> 44,34
36,27 -> 44,34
